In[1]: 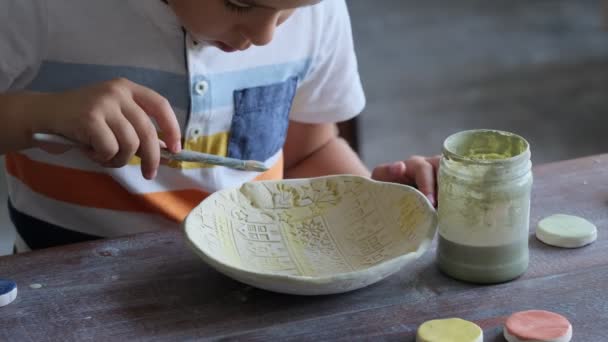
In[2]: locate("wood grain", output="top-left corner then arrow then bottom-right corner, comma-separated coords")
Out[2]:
0,154 -> 606,341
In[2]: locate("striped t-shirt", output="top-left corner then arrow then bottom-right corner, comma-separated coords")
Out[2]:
0,0 -> 365,239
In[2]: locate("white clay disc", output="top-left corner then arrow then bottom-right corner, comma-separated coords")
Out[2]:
0,279 -> 17,307
504,310 -> 572,342
536,214 -> 597,248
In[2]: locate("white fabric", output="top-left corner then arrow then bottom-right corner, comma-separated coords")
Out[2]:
0,0 -> 366,236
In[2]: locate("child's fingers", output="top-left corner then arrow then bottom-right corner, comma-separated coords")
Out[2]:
428,155 -> 440,203
389,161 -> 407,179
370,163 -> 391,181
405,156 -> 436,206
121,103 -> 161,179
129,81 -> 181,153
138,120 -> 162,180
87,119 -> 119,163
373,156 -> 439,206
102,115 -> 139,168
428,155 -> 441,170
371,162 -> 405,182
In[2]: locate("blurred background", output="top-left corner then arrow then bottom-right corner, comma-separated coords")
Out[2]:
347,0 -> 608,167
1,0 -> 607,254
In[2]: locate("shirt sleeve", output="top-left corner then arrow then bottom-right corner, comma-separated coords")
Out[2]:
289,0 -> 366,123
0,0 -> 47,91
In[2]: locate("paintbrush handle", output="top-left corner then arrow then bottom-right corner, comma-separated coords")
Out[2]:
32,133 -> 80,147
31,133 -> 268,172
160,150 -> 268,172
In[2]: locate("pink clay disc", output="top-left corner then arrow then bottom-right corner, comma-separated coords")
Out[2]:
504,310 -> 572,342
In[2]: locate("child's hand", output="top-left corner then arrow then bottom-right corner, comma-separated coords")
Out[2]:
371,155 -> 440,207
34,78 -> 181,179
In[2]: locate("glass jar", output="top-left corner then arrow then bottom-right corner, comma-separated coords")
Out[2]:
436,129 -> 533,284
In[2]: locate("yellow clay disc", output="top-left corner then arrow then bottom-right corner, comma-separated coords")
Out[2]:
416,318 -> 483,342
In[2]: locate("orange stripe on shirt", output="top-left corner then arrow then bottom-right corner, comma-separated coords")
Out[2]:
5,152 -> 283,222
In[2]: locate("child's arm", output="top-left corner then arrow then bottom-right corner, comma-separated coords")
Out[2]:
283,121 -> 369,178
283,121 -> 439,205
0,92 -> 45,153
0,79 -> 182,179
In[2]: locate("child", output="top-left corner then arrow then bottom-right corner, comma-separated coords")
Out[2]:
0,0 -> 439,250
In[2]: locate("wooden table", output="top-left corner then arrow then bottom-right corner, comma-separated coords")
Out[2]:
1,155 -> 607,341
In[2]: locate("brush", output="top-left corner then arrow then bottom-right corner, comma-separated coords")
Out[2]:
31,133 -> 269,172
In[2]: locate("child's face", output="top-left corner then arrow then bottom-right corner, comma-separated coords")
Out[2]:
167,0 -> 321,52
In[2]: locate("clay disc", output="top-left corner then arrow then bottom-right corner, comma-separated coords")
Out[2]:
0,279 -> 17,307
536,214 -> 597,248
417,318 -> 483,342
504,310 -> 572,342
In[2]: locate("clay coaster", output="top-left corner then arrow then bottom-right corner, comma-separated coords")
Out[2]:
504,310 -> 572,342
416,318 -> 483,342
536,214 -> 597,248
0,279 -> 17,307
